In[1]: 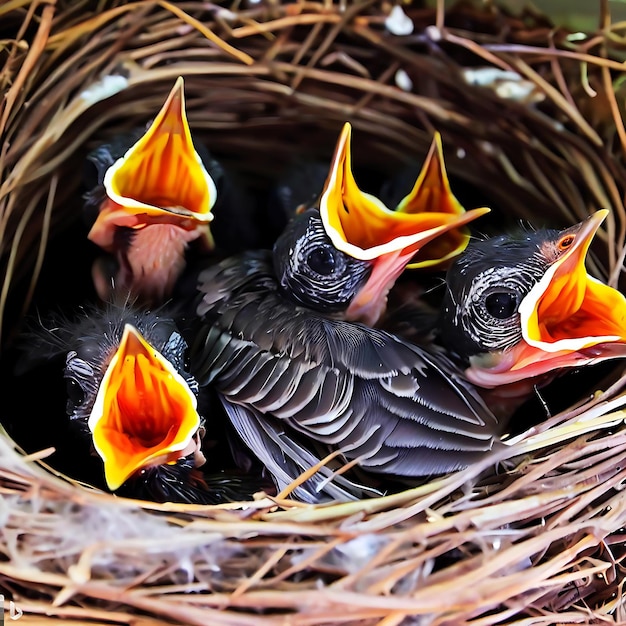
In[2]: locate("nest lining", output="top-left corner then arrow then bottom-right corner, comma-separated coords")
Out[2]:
1,0 -> 626,624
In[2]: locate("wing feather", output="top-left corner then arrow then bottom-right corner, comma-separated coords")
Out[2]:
191,251 -> 501,482
220,397 -> 382,503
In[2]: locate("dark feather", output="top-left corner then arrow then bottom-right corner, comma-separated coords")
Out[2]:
267,159 -> 330,238
116,457 -> 274,504
189,251 -> 502,499
220,399 -> 381,503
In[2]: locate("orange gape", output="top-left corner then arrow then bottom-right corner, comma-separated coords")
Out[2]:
319,122 -> 489,325
89,324 -> 201,490
522,212 -> 626,350
88,76 -> 216,303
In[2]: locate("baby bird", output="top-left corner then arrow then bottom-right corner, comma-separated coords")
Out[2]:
186,208 -> 502,502
22,303 -> 270,504
84,77 -> 258,305
439,209 -> 626,411
270,122 -> 490,326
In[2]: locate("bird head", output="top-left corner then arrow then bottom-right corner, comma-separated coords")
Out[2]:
316,122 -> 490,325
88,76 -> 216,248
439,209 -> 626,388
273,208 -> 372,315
60,306 -> 204,491
86,77 -> 217,303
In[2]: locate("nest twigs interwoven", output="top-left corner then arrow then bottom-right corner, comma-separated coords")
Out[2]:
1,1 -> 626,624
0,382 -> 625,625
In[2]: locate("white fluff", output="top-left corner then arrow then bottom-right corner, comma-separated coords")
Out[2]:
79,74 -> 128,105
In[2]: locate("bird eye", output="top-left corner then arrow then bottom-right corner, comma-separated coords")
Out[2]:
66,378 -> 85,407
306,247 -> 336,276
485,292 -> 519,319
558,234 -> 575,250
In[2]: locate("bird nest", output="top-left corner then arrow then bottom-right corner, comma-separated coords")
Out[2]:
2,1 -> 626,624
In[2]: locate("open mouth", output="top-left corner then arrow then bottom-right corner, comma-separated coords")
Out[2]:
89,76 -> 216,250
319,122 -> 489,324
88,324 -> 201,491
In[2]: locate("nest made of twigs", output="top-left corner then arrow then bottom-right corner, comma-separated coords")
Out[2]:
1,1 -> 626,624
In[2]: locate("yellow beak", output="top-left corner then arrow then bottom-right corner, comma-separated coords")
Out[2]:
320,122 -> 489,324
320,122 -> 489,262
88,324 -> 201,491
88,76 -> 216,252
397,132 -> 479,269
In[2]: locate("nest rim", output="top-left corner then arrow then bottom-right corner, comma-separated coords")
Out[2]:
1,1 -> 626,624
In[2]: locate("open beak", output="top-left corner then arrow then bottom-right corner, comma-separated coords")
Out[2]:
468,210 -> 626,388
88,324 -> 201,491
397,132 -> 478,270
320,122 -> 489,325
88,76 -> 217,252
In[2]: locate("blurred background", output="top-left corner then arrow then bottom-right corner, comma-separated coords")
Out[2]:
436,0 -> 626,31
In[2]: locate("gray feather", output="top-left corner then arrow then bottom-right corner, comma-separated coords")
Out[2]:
190,251 -> 502,490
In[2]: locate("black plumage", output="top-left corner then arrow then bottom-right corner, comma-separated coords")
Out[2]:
437,210 -> 626,405
20,303 -> 272,504
188,242 -> 501,502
